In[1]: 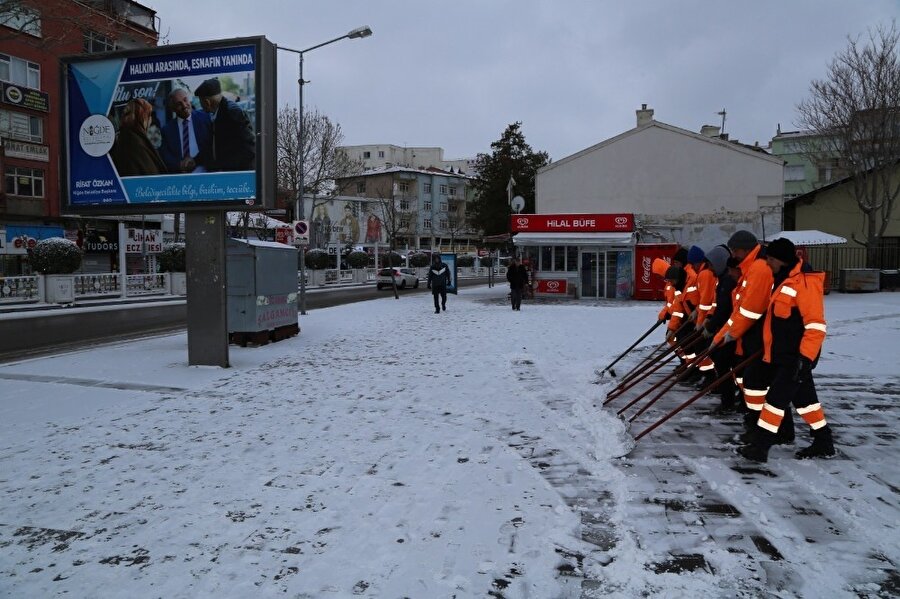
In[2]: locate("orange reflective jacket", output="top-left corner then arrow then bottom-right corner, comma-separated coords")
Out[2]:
763,260 -> 827,364
713,245 -> 773,348
658,282 -> 675,321
668,264 -> 696,331
694,264 -> 717,327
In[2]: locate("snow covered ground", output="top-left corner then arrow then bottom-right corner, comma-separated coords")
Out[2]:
0,285 -> 897,598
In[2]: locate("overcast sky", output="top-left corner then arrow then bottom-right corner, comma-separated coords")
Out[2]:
144,0 -> 897,162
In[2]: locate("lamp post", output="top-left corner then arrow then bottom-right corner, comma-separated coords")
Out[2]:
277,25 -> 373,222
277,25 -> 373,315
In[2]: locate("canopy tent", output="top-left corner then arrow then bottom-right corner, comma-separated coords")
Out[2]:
764,230 -> 847,246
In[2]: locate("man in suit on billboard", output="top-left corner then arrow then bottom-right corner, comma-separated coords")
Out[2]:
160,88 -> 213,173
195,77 -> 255,172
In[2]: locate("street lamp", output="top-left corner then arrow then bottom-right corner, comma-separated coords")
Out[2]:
277,25 -> 373,222
277,25 -> 373,315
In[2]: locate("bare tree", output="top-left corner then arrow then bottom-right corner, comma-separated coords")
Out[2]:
797,21 -> 900,265
366,179 -> 408,251
276,105 -> 363,221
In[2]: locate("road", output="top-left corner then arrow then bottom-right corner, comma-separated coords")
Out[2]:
0,278 -> 492,363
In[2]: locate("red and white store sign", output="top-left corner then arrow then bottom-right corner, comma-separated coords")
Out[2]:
536,279 -> 568,294
510,213 -> 634,233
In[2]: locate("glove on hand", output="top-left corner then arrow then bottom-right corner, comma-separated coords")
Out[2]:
792,356 -> 813,384
666,329 -> 676,343
701,326 -> 714,339
722,332 -> 736,345
663,313 -> 671,321
687,310 -> 698,322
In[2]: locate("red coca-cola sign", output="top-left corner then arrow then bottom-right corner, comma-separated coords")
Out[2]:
510,213 -> 633,233
633,243 -> 679,301
536,279 -> 567,294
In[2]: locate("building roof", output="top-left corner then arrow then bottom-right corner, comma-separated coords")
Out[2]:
539,120 -> 783,175
339,165 -> 474,180
764,230 -> 847,246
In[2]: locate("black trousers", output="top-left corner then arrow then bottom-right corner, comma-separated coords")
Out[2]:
432,288 -> 447,311
510,288 -> 522,309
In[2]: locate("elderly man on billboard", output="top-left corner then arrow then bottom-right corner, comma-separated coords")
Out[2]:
194,77 -> 255,172
160,88 -> 213,173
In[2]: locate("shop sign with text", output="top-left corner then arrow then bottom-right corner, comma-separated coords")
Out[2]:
510,213 -> 633,233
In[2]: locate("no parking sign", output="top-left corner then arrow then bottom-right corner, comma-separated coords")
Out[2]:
292,220 -> 309,246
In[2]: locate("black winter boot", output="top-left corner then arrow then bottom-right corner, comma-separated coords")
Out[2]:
738,429 -> 775,463
774,409 -> 795,445
795,425 -> 835,459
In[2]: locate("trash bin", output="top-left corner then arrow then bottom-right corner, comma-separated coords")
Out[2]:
839,268 -> 880,292
227,238 -> 299,346
880,269 -> 899,291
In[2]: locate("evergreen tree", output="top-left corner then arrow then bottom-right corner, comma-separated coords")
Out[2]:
470,122 -> 550,237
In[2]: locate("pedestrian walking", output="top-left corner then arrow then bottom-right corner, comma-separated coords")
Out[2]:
506,257 -> 529,310
738,237 -> 834,462
427,255 -> 451,314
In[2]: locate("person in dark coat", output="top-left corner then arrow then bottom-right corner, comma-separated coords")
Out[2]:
195,77 -> 255,171
109,98 -> 167,177
160,88 -> 213,173
506,257 -> 529,310
427,255 -> 451,314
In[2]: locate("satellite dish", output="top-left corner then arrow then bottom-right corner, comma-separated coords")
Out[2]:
511,195 -> 525,213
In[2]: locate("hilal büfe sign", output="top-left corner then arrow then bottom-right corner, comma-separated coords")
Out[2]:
510,214 -> 634,232
60,36 -> 276,215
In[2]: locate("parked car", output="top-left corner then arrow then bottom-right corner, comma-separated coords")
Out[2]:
376,267 -> 419,290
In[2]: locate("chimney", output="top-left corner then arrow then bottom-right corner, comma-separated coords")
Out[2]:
636,104 -> 654,126
700,125 -> 721,137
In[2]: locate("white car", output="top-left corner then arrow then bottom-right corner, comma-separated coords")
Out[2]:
376,267 -> 420,290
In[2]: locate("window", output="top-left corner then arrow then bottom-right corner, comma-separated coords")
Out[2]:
0,54 -> 40,89
399,200 -> 409,211
440,184 -> 448,195
540,246 -> 551,271
423,201 -> 432,211
423,219 -> 432,229
439,202 -> 448,212
399,218 -> 410,229
448,186 -> 457,196
356,182 -> 366,193
378,150 -> 384,158
423,183 -> 432,194
83,30 -> 114,54
817,159 -> 842,183
567,246 -> 578,272
1,5 -> 41,37
439,219 -> 448,230
362,151 -> 371,159
5,166 -> 44,197
398,181 -> 409,193
449,203 -> 458,213
784,165 -> 805,181
0,110 -> 42,142
553,246 -> 565,271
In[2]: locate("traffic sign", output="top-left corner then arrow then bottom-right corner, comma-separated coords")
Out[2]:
292,220 -> 309,246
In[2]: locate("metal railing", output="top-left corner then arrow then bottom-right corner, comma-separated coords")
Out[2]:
125,273 -> 168,296
0,275 -> 40,303
73,273 -> 121,298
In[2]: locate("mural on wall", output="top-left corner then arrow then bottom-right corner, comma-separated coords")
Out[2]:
309,200 -> 385,249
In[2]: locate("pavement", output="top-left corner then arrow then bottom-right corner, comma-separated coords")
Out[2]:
0,289 -> 897,597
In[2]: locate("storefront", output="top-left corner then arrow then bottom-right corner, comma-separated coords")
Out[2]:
511,214 -> 636,299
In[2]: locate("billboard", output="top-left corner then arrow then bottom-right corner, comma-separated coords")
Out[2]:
61,36 -> 276,215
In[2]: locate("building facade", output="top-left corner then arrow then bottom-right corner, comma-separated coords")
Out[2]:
0,0 -> 159,275
769,127 -> 845,201
334,165 -> 477,252
338,143 -> 475,175
522,105 -> 784,299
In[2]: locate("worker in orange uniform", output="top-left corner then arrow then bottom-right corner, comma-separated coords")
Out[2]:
739,238 -> 834,462
713,230 -> 795,444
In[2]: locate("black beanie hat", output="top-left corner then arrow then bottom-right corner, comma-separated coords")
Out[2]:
765,237 -> 798,264
727,230 -> 758,250
672,247 -> 688,264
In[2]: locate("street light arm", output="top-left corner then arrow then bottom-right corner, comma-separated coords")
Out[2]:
277,26 -> 371,56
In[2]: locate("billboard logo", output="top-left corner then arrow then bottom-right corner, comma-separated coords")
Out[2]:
615,216 -> 629,226
516,217 -> 529,227
79,115 -> 116,157
641,256 -> 652,284
547,281 -> 560,290
4,85 -> 22,104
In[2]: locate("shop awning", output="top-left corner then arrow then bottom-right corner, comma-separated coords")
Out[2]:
512,232 -> 635,246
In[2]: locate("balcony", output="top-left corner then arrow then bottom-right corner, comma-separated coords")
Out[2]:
83,0 -> 159,33
0,195 -> 46,218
